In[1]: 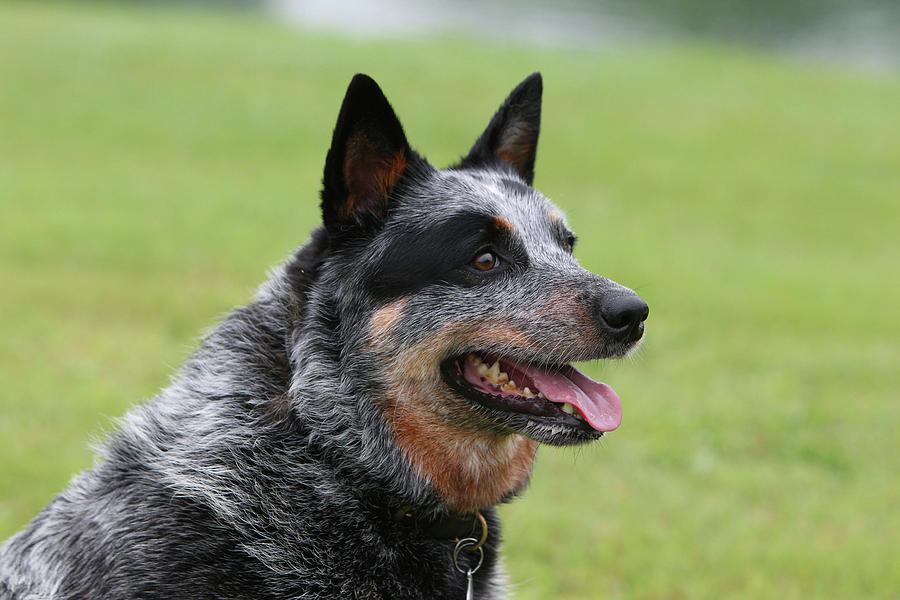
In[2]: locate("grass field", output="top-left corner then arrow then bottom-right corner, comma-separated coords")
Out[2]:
1,2 -> 898,598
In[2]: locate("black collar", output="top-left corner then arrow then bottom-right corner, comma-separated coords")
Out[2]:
393,505 -> 485,541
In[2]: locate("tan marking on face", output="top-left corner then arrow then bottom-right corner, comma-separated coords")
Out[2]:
374,320 -> 544,511
492,216 -> 515,234
381,384 -> 538,512
549,210 -> 563,225
369,298 -> 408,342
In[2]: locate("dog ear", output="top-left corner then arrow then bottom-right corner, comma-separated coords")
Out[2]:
321,74 -> 411,237
455,72 -> 542,185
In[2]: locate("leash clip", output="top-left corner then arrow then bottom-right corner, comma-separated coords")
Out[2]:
453,537 -> 484,600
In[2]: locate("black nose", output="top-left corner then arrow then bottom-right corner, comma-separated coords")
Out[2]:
597,293 -> 649,343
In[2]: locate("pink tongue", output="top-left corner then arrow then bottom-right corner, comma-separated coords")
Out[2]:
527,364 -> 622,432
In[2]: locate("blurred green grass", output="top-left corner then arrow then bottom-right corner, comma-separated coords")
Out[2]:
1,2 -> 898,598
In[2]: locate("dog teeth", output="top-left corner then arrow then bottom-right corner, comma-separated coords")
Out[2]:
470,355 -> 511,385
561,403 -> 575,415
466,354 -> 542,398
486,361 -> 500,381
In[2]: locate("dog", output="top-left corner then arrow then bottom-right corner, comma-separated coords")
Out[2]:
0,73 -> 648,599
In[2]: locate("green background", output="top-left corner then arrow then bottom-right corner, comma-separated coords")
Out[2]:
1,3 -> 898,598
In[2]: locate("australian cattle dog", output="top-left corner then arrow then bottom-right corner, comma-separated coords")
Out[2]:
0,73 -> 648,599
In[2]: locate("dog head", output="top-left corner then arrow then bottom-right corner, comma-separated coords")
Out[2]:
302,74 -> 647,511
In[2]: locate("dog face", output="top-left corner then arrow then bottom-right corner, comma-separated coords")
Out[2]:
311,74 -> 647,511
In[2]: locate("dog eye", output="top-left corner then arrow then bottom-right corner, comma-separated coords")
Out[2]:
471,251 -> 499,271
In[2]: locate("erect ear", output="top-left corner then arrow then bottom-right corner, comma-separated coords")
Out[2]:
455,72 -> 542,184
321,74 -> 411,237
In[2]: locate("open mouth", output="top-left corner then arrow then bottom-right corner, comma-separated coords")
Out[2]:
440,352 -> 622,437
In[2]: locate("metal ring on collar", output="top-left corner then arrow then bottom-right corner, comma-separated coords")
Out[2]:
452,538 -> 485,575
